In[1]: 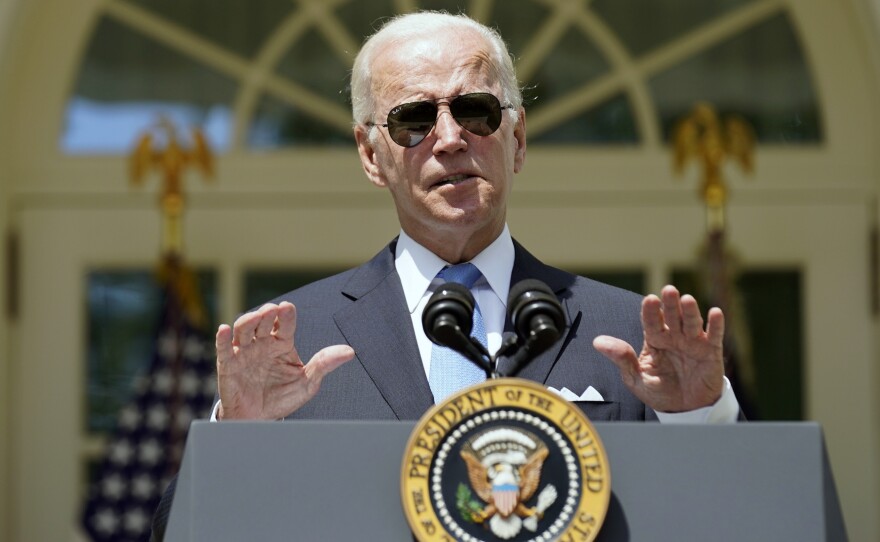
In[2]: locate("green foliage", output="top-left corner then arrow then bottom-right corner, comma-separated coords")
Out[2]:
456,483 -> 484,523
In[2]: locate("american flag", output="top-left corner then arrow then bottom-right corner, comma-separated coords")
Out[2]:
81,263 -> 217,541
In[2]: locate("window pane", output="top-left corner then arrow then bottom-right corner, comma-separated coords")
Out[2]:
670,268 -> 803,421
276,28 -> 350,99
62,16 -> 236,154
86,269 -> 217,433
491,0 -> 552,56
525,27 -> 611,106
737,270 -> 803,420
127,0 -> 293,59
248,93 -> 353,148
593,0 -> 757,57
249,1 -> 401,149
418,1 -> 470,13
248,25 -> 354,148
336,0 -> 399,39
650,13 -> 821,143
532,93 -> 637,144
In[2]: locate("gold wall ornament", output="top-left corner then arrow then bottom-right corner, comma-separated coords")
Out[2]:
129,117 -> 214,257
672,102 -> 755,232
129,117 -> 214,328
672,103 -> 759,415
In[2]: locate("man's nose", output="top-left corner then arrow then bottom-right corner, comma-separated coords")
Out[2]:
432,105 -> 467,152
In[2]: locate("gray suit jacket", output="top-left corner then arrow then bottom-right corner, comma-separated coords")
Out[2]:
151,239 -> 654,540
280,239 -> 655,423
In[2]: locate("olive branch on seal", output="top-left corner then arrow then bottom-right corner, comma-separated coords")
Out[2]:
456,483 -> 485,523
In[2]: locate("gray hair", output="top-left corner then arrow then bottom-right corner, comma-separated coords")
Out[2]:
350,11 -> 522,126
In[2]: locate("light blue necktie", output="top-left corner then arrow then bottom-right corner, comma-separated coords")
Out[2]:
428,263 -> 488,402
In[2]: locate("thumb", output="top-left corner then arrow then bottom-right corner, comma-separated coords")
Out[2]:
593,335 -> 639,377
304,345 -> 355,385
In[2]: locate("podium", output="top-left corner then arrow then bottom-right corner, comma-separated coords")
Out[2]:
165,421 -> 846,541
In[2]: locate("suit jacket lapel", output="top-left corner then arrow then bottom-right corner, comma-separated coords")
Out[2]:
501,240 -> 580,384
334,242 -> 434,420
331,239 -> 580,416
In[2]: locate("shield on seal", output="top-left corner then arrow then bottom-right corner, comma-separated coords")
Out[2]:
493,483 -> 518,517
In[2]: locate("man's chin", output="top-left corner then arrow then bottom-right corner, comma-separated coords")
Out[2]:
432,207 -> 491,227
431,211 -> 504,238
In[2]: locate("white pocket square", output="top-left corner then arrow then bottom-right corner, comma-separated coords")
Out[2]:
547,386 -> 605,402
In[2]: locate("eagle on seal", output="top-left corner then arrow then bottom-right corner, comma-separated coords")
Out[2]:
461,443 -> 556,538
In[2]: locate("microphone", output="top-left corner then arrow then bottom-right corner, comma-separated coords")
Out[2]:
422,282 -> 491,374
502,279 -> 566,377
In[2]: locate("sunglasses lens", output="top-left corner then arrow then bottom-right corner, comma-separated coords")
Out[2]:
383,93 -> 506,147
387,101 -> 438,147
451,93 -> 502,136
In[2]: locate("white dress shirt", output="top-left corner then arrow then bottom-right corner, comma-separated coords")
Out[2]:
395,225 -> 515,376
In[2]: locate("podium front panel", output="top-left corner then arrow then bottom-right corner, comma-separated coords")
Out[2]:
165,421 -> 845,541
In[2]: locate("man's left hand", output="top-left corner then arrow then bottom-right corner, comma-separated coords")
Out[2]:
593,285 -> 725,413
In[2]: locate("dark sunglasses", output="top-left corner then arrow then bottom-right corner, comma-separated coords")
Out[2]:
367,92 -> 513,147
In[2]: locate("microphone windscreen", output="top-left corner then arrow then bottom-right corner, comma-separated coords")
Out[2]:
508,279 -> 553,305
507,279 -> 565,348
422,282 -> 475,347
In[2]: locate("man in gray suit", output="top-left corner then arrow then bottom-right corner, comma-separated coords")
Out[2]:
152,11 -> 739,538
214,12 -> 738,425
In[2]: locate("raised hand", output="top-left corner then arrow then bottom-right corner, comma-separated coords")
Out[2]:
215,301 -> 355,420
593,285 -> 725,413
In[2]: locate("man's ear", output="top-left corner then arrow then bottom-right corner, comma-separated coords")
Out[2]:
512,108 -> 527,174
354,126 -> 387,187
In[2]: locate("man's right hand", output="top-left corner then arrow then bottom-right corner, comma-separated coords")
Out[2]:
215,301 -> 355,420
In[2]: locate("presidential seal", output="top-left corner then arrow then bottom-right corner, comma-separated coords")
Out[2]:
401,378 -> 610,542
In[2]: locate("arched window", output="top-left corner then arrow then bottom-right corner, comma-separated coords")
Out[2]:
61,0 -> 821,153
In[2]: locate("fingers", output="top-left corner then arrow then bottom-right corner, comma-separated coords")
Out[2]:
213,301 -> 351,419
231,306 -> 266,346
641,294 -> 664,335
660,286 -> 683,334
643,286 -> 711,339
680,295 -> 704,338
611,286 -> 727,412
255,308 -> 275,338
216,324 -> 234,363
273,302 -> 297,342
706,307 -> 725,347
231,302 -> 297,345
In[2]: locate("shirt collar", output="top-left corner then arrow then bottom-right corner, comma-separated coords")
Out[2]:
395,225 -> 515,313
